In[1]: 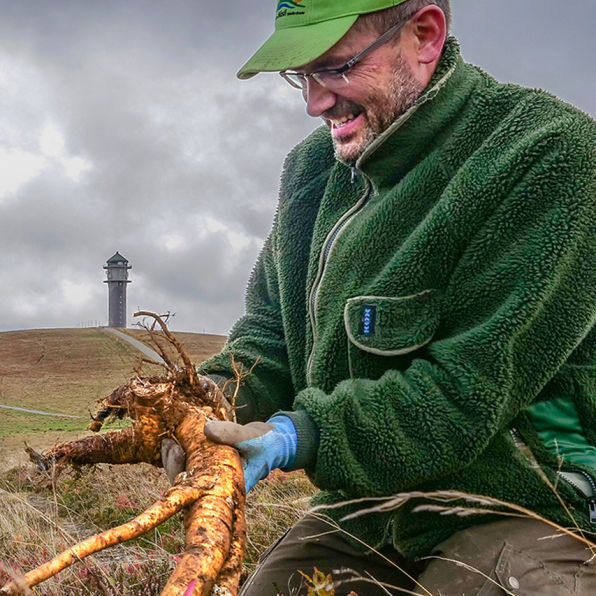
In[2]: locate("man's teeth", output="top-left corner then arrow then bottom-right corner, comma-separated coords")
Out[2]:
332,114 -> 356,127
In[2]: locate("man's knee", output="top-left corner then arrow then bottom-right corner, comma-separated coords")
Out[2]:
416,518 -> 596,595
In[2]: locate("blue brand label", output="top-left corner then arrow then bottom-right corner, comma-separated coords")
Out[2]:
359,305 -> 376,336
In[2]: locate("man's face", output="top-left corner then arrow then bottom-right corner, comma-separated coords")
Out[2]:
299,25 -> 425,164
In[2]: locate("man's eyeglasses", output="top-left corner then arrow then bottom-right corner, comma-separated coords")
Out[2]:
280,19 -> 409,92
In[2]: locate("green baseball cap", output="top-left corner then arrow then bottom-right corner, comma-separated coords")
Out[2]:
237,0 -> 409,79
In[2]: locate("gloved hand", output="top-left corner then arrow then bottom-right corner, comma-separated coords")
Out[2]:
204,415 -> 297,493
161,375 -> 229,484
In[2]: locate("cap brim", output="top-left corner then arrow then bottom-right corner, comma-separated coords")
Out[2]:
237,14 -> 359,80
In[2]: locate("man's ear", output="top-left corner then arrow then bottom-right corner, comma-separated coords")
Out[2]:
410,4 -> 447,65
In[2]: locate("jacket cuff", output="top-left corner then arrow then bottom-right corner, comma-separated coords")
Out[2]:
280,408 -> 319,471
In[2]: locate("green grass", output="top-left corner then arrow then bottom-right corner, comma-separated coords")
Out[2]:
0,409 -> 131,438
0,409 -> 87,437
0,328 -> 148,419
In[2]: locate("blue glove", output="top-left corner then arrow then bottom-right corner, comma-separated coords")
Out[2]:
204,415 -> 297,492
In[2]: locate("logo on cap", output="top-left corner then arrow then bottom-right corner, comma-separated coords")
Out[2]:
276,0 -> 306,19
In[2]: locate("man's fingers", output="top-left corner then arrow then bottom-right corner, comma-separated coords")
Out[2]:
204,416 -> 296,493
161,438 -> 186,484
204,420 -> 274,446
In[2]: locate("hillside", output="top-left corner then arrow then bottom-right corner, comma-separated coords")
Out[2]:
0,327 -> 226,469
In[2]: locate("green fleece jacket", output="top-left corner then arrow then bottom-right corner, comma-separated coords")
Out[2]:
202,38 -> 596,557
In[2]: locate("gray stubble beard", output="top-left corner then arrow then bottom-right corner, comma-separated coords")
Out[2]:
335,52 -> 425,165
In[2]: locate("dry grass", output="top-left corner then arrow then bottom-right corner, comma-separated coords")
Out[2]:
0,463 -> 316,595
4,328 -> 589,594
243,470 -> 316,577
0,463 -> 181,595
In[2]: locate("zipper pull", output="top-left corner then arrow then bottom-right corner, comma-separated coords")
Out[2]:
350,167 -> 356,183
588,498 -> 596,526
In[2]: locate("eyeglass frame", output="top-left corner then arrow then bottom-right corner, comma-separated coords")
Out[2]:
279,17 -> 412,90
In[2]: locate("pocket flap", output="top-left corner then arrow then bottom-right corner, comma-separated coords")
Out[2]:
344,290 -> 439,356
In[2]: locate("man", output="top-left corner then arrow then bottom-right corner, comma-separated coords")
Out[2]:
167,0 -> 596,593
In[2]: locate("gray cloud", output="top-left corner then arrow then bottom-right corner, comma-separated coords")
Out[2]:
0,0 -> 594,334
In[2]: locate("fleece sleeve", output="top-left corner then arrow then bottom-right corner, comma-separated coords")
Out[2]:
199,230 -> 295,424
287,133 -> 596,496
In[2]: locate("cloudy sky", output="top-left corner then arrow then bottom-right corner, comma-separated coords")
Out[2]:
1,0 -> 594,335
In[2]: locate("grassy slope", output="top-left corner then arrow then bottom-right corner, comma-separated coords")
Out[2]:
0,327 -> 226,466
0,328 -> 142,417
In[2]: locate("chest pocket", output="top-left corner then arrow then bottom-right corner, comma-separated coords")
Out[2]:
343,290 -> 440,379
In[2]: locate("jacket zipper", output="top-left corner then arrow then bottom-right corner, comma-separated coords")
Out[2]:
304,51 -> 458,384
306,173 -> 373,384
559,470 -> 596,525
510,427 -> 596,526
304,49 -> 458,385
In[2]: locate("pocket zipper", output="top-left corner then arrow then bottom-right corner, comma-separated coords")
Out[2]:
510,427 -> 596,526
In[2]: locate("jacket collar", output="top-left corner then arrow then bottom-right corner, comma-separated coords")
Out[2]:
348,37 -> 480,190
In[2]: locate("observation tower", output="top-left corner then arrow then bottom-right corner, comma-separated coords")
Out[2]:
103,252 -> 131,328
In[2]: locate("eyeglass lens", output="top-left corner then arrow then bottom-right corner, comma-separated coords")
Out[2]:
283,71 -> 350,90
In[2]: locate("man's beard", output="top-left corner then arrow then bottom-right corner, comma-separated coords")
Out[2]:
332,53 -> 425,165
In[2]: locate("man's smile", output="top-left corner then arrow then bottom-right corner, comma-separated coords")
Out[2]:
328,112 -> 365,140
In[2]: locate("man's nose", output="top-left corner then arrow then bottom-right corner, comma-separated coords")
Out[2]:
304,79 -> 336,118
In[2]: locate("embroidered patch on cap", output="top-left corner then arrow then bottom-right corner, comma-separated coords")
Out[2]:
359,305 -> 377,336
276,0 -> 306,19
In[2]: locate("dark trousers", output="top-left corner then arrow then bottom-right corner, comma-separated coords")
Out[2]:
240,513 -> 596,595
